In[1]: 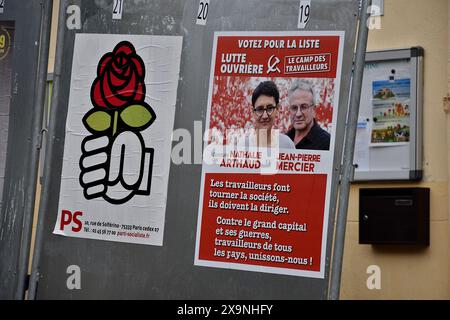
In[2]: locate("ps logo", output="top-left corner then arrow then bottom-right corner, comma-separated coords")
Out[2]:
79,41 -> 155,204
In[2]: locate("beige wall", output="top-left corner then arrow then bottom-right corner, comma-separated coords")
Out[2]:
447,0 -> 450,302
340,0 -> 450,299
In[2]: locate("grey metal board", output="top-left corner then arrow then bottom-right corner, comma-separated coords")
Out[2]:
0,20 -> 14,223
35,0 -> 359,299
0,0 -> 44,299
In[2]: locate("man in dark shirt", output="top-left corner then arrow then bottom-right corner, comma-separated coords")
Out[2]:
286,80 -> 330,150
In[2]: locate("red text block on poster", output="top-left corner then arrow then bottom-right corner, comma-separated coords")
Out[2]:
214,35 -> 340,78
197,173 -> 327,272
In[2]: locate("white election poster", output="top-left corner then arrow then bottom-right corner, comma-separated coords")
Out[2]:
53,34 -> 182,245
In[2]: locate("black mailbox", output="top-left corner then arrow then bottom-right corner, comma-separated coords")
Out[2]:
359,188 -> 429,245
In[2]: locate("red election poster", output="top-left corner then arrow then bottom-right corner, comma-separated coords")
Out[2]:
194,31 -> 344,278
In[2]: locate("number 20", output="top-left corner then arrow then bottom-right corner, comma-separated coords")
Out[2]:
197,1 -> 209,20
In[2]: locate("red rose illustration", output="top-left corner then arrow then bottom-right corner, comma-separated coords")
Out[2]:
80,40 -> 157,204
91,41 -> 146,109
84,41 -> 156,137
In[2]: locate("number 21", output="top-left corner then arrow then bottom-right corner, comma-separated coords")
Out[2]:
113,0 -> 123,14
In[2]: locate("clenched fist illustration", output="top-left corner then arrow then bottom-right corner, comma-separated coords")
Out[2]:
79,41 -> 156,204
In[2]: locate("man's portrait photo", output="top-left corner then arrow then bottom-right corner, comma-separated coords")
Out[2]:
286,80 -> 331,150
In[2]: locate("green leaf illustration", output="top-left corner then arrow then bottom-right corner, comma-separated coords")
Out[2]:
120,105 -> 153,129
85,110 -> 111,132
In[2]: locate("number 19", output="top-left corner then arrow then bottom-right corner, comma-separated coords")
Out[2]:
299,4 -> 310,24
